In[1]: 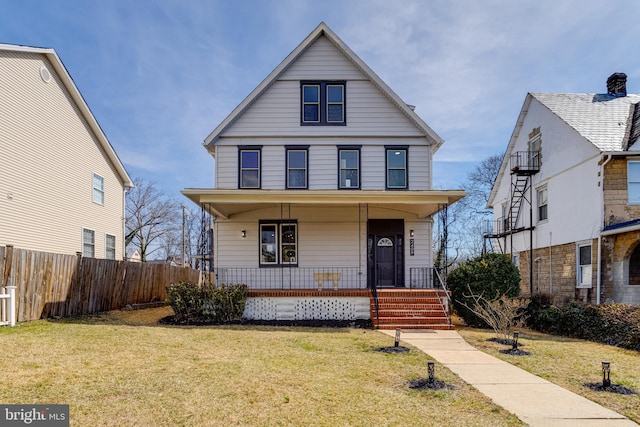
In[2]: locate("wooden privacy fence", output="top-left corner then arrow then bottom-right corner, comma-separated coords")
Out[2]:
0,245 -> 200,322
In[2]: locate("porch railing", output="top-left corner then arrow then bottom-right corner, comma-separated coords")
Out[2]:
408,267 -> 441,289
215,267 -> 447,292
214,267 -> 365,290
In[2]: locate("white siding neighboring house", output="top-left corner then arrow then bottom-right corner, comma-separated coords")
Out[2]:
183,23 -> 464,327
0,43 -> 133,259
486,73 -> 640,305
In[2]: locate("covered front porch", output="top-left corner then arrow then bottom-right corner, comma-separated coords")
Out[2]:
182,188 -> 464,290
182,188 -> 463,329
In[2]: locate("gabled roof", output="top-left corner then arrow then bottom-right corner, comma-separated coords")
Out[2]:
531,92 -> 640,152
487,91 -> 640,207
0,43 -> 133,188
203,22 -> 443,151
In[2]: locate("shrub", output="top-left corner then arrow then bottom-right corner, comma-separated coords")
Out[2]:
525,300 -> 640,352
461,292 -> 529,340
525,293 -> 560,333
166,282 -> 248,323
448,253 -> 521,328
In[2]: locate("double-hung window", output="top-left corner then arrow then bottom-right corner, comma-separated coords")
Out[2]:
537,186 -> 548,222
105,234 -> 116,260
628,161 -> 640,204
239,147 -> 261,189
260,221 -> 298,266
93,173 -> 104,205
301,81 -> 346,125
338,146 -> 360,189
385,147 -> 408,189
577,242 -> 592,288
82,228 -> 95,258
286,147 -> 308,189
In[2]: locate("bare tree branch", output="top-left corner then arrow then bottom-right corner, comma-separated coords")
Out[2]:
125,177 -> 181,262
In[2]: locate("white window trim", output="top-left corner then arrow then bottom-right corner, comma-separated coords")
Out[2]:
82,228 -> 95,258
105,234 -> 116,260
627,160 -> 640,205
576,241 -> 592,289
536,185 -> 548,223
93,173 -> 105,205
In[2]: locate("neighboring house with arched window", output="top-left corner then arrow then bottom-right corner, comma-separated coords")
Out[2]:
485,73 -> 640,305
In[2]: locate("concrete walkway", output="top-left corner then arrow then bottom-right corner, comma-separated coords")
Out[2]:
380,329 -> 638,426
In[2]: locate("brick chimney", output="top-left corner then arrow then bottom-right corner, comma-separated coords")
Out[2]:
607,73 -> 627,97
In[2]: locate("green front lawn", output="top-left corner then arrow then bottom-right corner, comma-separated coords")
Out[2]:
0,308 -> 520,426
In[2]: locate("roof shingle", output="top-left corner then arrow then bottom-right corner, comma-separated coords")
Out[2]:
532,92 -> 640,152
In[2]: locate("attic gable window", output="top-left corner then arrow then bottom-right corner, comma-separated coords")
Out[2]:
301,81 -> 346,125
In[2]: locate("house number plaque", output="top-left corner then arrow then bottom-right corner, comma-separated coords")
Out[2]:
410,239 -> 414,256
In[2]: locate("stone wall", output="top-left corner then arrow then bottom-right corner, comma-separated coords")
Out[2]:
603,158 -> 640,226
601,230 -> 640,304
517,240 -> 596,304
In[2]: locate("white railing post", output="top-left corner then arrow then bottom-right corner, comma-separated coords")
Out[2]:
7,286 -> 16,326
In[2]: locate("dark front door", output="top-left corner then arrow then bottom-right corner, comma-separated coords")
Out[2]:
375,236 -> 396,287
368,219 -> 404,288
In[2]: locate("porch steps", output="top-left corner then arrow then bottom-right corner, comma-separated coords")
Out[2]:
371,289 -> 454,330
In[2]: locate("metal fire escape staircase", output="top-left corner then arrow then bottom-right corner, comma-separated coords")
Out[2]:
509,174 -> 530,233
483,151 -> 540,252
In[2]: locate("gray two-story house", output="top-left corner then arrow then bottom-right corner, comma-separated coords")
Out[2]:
183,23 -> 464,328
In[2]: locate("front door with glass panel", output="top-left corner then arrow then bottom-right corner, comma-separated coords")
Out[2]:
368,219 -> 404,288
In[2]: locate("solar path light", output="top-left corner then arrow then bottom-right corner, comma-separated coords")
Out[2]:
428,361 -> 435,384
602,361 -> 611,388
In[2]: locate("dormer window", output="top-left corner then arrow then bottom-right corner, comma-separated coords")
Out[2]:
301,81 -> 346,125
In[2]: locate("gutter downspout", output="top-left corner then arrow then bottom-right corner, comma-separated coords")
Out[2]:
122,188 -> 128,260
597,154 -> 612,304
549,231 -> 552,296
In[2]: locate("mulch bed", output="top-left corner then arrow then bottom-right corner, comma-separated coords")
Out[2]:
158,316 -> 373,329
409,378 -> 456,391
499,348 -> 531,356
488,337 -> 524,347
374,346 -> 410,354
583,382 -> 639,395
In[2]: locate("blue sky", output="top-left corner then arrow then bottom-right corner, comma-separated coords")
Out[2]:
2,0 -> 640,199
